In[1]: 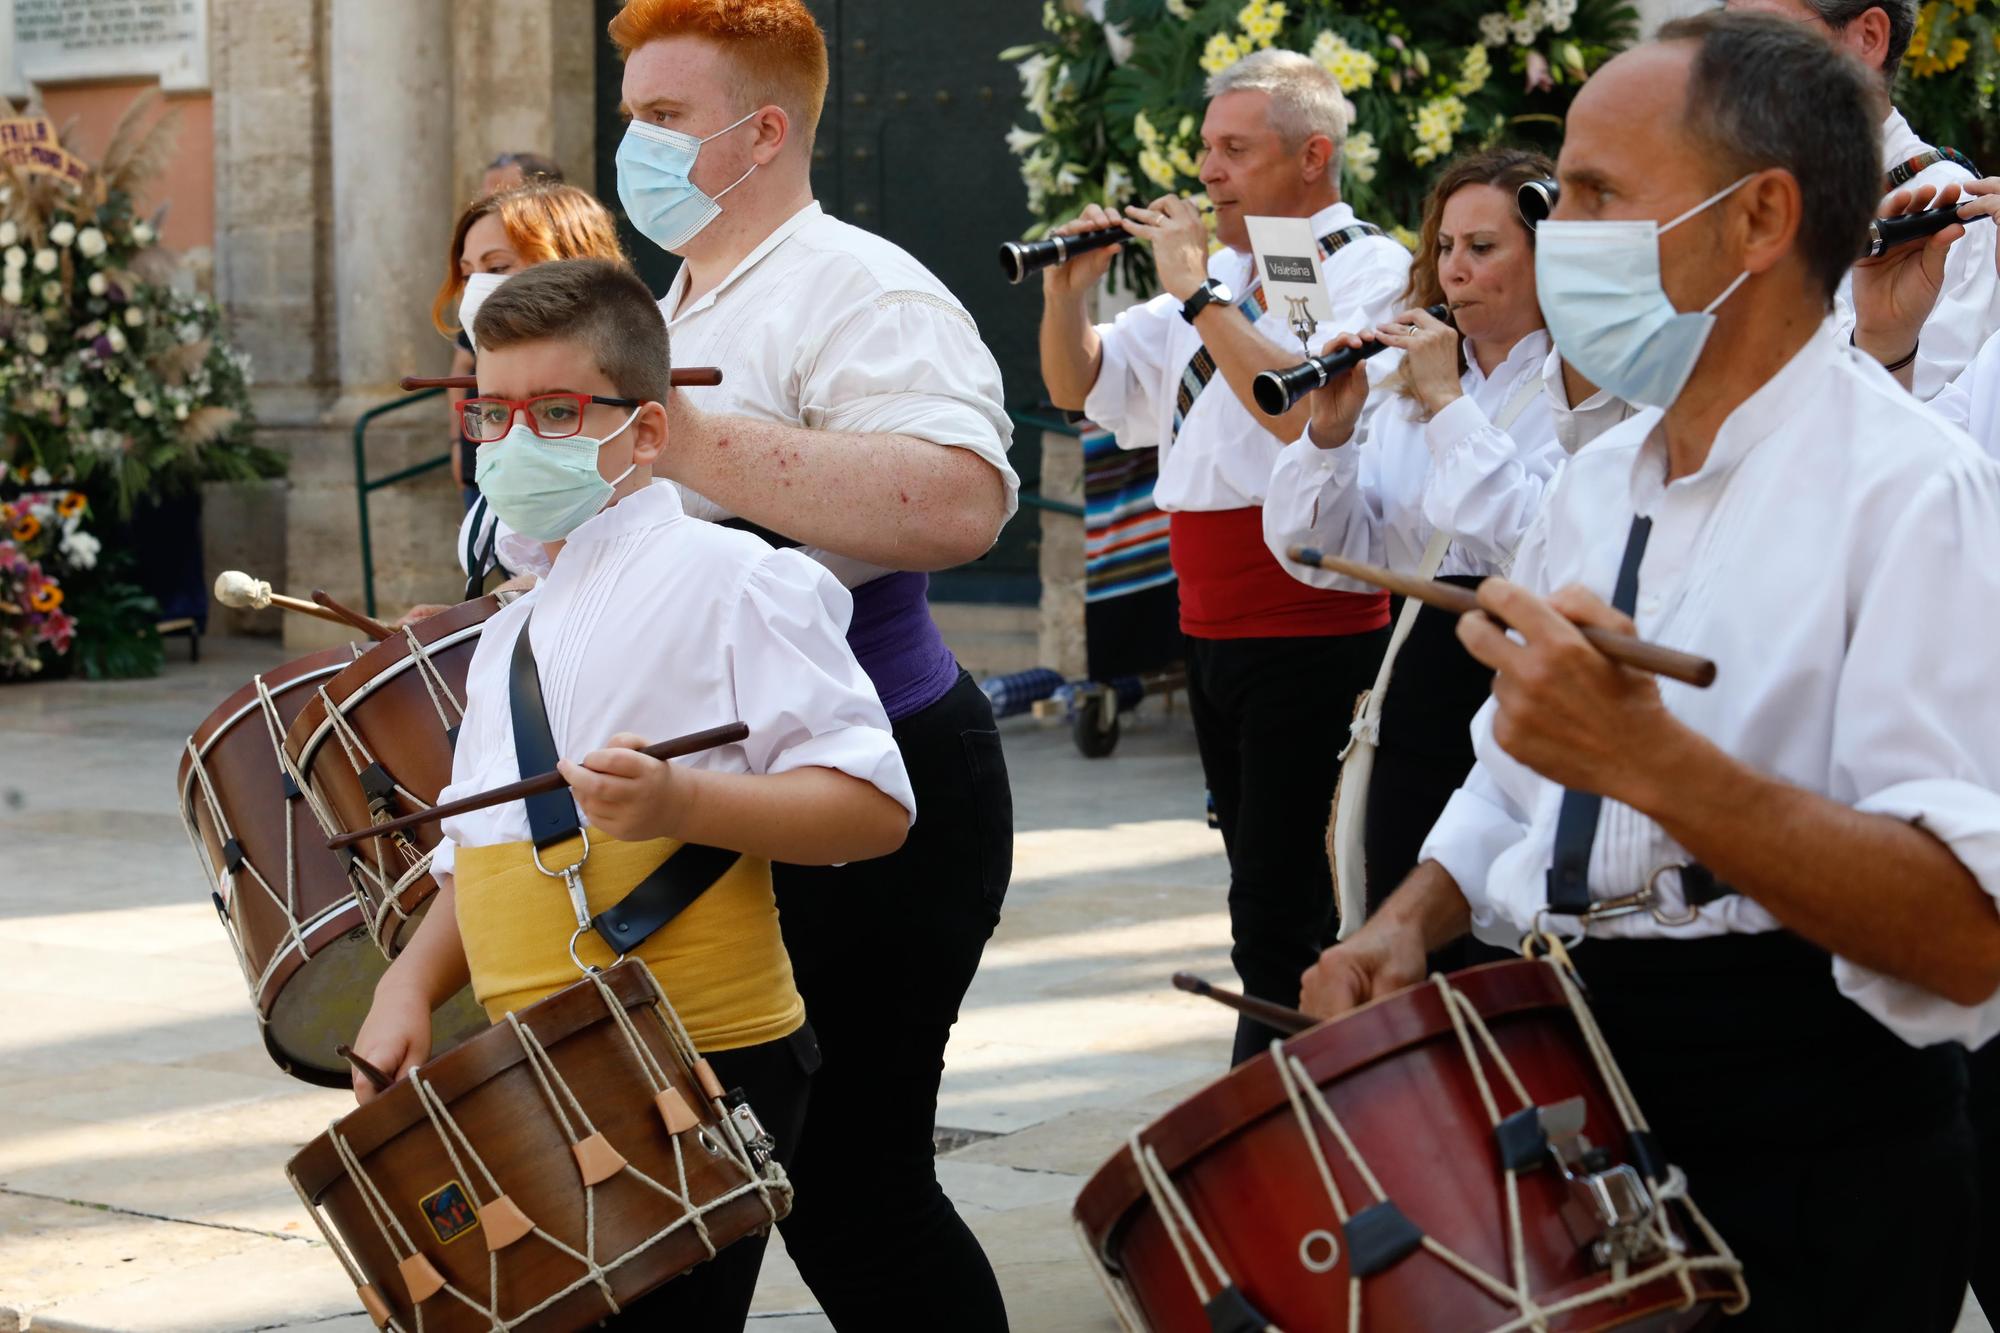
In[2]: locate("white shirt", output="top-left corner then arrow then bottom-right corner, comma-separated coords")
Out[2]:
1084,201 -> 1413,512
1925,323 -> 2000,460
1419,328 -> 2000,1049
1540,347 -> 1640,457
432,484 -> 916,883
660,201 -> 1017,590
1832,106 -> 2000,401
1264,329 -> 1559,586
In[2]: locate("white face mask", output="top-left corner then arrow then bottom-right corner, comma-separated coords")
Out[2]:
1533,175 -> 1754,409
457,272 -> 508,354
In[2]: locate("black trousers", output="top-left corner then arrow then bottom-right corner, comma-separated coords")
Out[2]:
599,1024 -> 819,1330
1363,586 -> 1507,975
1184,629 -> 1389,1065
1972,1039 -> 2000,1312
1576,934 -> 1974,1330
770,670 -> 1011,1330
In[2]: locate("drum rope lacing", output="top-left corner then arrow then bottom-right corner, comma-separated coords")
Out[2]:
290,966 -> 790,1331
1105,962 -> 1747,1332
309,682 -> 439,953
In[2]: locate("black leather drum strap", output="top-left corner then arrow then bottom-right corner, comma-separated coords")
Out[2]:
591,843 -> 742,955
509,620 -> 583,849
465,496 -> 497,603
507,617 -> 743,950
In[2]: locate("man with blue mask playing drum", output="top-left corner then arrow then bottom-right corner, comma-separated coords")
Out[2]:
1299,13 -> 2000,1327
596,2 -> 1016,1328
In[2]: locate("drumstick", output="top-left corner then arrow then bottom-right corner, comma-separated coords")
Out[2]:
308,589 -> 393,642
1285,546 -> 1718,689
336,1044 -> 393,1092
324,721 -> 750,850
214,571 -> 361,633
1171,972 -> 1315,1036
399,366 -> 726,392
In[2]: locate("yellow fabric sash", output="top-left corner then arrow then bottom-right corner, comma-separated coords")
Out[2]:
454,833 -> 801,1053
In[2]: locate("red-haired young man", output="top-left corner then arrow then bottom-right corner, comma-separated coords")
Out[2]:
604,2 -> 1014,1327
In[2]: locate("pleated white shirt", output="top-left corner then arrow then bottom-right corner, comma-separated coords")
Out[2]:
1421,328 -> 2000,1048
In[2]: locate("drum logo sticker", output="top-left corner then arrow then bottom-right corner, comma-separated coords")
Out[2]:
418,1180 -> 479,1245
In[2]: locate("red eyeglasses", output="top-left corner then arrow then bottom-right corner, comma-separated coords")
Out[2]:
458,393 -> 644,444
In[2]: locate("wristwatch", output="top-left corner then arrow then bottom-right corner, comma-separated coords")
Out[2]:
1180,278 -> 1234,324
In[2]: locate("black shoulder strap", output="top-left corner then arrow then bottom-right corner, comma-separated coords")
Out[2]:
718,515 -> 805,550
506,616 -> 744,950
509,620 -> 584,848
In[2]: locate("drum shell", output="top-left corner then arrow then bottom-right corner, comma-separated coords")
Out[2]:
285,597 -> 498,940
1075,961 -> 1739,1332
290,961 -> 790,1332
179,645 -> 373,1081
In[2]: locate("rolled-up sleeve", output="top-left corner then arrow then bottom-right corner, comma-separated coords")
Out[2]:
1084,293 -> 1179,451
726,550 -> 917,824
1262,430 -> 1380,591
801,293 -> 1019,521
1421,394 -> 1565,569
1830,458 -> 2000,1047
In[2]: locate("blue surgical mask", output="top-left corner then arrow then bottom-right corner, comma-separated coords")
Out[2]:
473,409 -> 641,542
1534,175 -> 1754,409
616,110 -> 760,253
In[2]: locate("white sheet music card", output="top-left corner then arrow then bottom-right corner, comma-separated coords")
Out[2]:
1246,214 -> 1332,353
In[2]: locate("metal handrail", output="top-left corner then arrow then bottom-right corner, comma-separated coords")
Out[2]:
351,386 -> 447,617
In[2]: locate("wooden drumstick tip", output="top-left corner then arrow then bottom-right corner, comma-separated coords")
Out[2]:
1171,971 -> 1214,997
213,569 -> 272,610
336,1043 -> 394,1092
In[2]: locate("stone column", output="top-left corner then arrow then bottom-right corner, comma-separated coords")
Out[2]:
273,0 -> 462,646
453,0 -> 598,198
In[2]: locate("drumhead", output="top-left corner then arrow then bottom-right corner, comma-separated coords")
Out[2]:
265,898 -> 490,1089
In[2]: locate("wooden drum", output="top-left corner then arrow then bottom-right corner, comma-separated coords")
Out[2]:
285,597 -> 497,958
289,960 -> 792,1332
1074,960 -> 1747,1332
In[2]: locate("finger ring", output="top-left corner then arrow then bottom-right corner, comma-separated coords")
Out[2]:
1406,324 -> 1419,335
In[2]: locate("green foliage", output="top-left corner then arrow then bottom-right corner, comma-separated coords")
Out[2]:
66,570 -> 164,681
1896,1 -> 2000,169
1003,0 -> 1637,294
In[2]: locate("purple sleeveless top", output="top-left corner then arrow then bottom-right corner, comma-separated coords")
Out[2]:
848,570 -> 959,721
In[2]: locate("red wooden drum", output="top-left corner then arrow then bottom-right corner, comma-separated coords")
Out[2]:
289,960 -> 792,1332
284,597 -> 498,958
1075,960 -> 1747,1332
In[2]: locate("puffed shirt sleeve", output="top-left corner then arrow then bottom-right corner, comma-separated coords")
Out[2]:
1420,394 -> 1566,569
1829,457 -> 2000,1047
800,294 -> 1020,521
1084,292 -> 1182,451
1322,239 -> 1415,342
1925,323 -> 2000,443
1911,219 -> 2000,401
725,549 -> 918,825
1262,423 -> 1384,592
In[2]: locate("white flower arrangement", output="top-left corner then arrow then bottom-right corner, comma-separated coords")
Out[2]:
75,228 -> 106,259
48,220 -> 75,247
0,221 -> 14,247
32,249 -> 56,274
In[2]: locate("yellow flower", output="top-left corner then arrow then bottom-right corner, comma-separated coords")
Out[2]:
1308,30 -> 1378,92
1168,143 -> 1202,178
1135,111 -> 1161,149
1139,147 -> 1178,191
1390,225 -> 1421,252
11,513 -> 38,542
1343,130 -> 1380,184
1201,31 -> 1246,74
30,581 -> 61,613
1946,35 -> 1971,67
55,491 -> 84,519
1455,44 -> 1491,96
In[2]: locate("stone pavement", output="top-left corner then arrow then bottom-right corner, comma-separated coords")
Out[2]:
0,637 -> 1989,1332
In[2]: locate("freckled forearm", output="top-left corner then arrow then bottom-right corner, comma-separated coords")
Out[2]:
666,409 -> 1008,569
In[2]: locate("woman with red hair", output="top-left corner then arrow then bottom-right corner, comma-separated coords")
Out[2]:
602,2 -> 1018,1328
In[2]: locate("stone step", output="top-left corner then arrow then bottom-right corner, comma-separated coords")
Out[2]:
932,601 -> 1042,679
